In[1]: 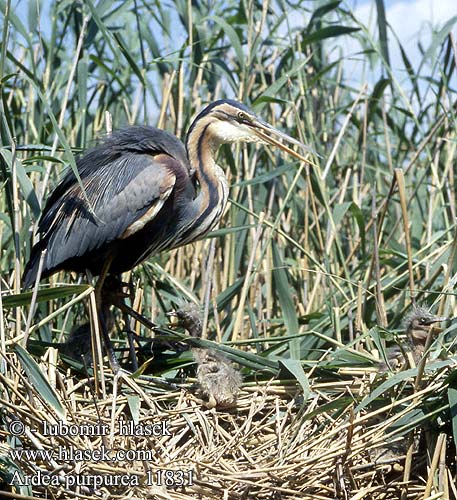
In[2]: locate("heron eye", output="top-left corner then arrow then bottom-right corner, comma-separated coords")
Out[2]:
237,111 -> 247,122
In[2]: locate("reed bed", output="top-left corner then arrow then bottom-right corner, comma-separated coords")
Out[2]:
1,356 -> 454,499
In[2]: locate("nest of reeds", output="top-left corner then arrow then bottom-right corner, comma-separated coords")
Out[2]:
1,346 -> 456,500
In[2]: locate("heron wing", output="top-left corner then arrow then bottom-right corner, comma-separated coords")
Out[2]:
23,127 -> 193,287
39,126 -> 189,234
42,154 -> 178,267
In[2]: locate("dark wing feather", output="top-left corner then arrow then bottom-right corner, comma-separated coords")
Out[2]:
23,127 -> 190,287
39,126 -> 188,234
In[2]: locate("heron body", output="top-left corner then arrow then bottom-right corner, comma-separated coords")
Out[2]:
23,100 -> 309,287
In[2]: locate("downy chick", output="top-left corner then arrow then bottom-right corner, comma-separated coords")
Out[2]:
378,307 -> 448,371
169,303 -> 242,408
404,307 -> 448,363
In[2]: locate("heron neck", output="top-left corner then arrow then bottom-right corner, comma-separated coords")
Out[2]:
187,119 -> 224,191
184,119 -> 229,240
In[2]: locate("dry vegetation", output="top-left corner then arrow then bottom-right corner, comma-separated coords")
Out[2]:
1,0 -> 457,498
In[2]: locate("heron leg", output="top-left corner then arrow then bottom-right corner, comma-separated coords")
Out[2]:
98,301 -> 121,373
93,256 -> 121,373
100,275 -> 154,370
99,276 -> 187,371
122,311 -> 139,372
94,255 -> 114,306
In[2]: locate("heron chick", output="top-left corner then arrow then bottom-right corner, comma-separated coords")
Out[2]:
378,307 -> 448,371
59,323 -> 93,363
192,348 -> 243,408
404,306 -> 448,362
169,304 -> 242,408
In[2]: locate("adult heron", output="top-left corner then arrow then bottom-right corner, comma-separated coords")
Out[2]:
23,99 -> 313,289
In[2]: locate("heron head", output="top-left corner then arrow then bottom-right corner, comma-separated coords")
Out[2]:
167,303 -> 202,338
404,307 -> 448,346
187,99 -> 317,163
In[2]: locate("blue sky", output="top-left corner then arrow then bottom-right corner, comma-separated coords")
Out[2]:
10,0 -> 457,92
12,0 -> 457,42
350,0 -> 457,54
342,0 -> 457,87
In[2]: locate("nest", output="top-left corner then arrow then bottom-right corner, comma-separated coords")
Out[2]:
1,350 -> 454,500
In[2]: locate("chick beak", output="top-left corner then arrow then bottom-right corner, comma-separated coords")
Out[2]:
425,316 -> 448,325
423,316 -> 449,333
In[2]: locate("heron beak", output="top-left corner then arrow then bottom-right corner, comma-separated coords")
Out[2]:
423,316 -> 449,326
250,118 -> 319,164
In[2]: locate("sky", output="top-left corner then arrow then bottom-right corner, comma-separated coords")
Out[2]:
10,0 -> 457,93
350,0 -> 457,67
12,0 -> 457,45
354,0 -> 456,31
